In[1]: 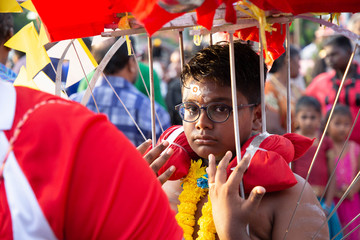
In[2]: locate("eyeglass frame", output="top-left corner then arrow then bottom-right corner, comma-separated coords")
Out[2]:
175,101 -> 258,123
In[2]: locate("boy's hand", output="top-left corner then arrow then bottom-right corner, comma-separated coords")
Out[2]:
207,151 -> 266,240
137,140 -> 175,184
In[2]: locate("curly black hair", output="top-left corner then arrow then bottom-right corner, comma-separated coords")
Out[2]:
180,40 -> 267,104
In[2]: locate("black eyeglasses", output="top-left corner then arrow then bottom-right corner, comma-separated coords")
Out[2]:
175,102 -> 257,123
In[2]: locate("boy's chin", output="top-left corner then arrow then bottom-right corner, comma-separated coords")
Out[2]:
194,148 -> 227,162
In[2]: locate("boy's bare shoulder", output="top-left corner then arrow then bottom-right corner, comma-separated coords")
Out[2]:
249,174 -> 329,240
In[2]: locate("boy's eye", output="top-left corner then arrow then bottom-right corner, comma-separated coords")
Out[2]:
185,104 -> 199,114
212,104 -> 229,113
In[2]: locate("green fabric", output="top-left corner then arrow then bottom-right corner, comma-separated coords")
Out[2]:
77,69 -> 95,92
135,61 -> 167,109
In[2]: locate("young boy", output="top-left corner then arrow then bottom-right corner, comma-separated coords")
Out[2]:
160,41 -> 329,239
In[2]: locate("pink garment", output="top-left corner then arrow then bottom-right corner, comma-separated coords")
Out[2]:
334,141 -> 360,240
293,136 -> 333,187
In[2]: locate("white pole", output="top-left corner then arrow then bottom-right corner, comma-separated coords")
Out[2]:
147,36 -> 157,147
259,28 -> 266,133
285,23 -> 292,133
228,32 -> 246,200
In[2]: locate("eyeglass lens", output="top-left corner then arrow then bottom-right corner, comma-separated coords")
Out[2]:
180,102 -> 231,122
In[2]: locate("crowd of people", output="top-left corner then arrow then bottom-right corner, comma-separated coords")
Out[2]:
1,10 -> 360,239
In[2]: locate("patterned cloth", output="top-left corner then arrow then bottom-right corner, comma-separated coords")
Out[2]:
0,63 -> 17,83
71,76 -> 170,146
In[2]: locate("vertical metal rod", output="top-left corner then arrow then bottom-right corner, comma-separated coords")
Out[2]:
209,33 -> 213,45
81,37 -> 126,106
147,36 -> 157,147
259,28 -> 266,133
285,23 -> 292,133
130,43 -> 164,133
294,19 -> 301,49
55,40 -> 73,96
179,30 -> 185,72
229,32 -> 245,200
71,41 -> 99,113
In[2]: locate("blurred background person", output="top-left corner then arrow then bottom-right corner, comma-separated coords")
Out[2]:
300,26 -> 334,85
165,50 -> 183,125
0,13 -> 17,82
71,37 -> 170,146
265,45 -> 302,134
306,35 -> 360,145
134,37 -> 168,109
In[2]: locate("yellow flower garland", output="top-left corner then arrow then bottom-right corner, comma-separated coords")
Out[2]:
176,160 -> 216,240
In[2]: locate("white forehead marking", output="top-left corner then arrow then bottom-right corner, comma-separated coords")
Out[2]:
190,84 -> 201,96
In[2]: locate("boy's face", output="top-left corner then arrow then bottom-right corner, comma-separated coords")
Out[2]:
295,106 -> 321,135
182,79 -> 261,162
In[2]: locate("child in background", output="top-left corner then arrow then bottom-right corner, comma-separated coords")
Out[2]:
292,96 -> 343,239
156,41 -> 329,239
326,104 -> 360,240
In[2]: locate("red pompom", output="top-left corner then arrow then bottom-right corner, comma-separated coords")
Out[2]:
227,133 -> 314,193
146,125 -> 198,180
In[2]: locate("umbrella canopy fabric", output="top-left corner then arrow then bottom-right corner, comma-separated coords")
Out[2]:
32,0 -> 360,42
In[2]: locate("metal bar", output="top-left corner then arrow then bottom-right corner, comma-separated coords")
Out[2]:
188,16 -> 293,36
103,15 -> 293,38
179,30 -> 185,71
228,32 -> 246,201
102,74 -> 147,141
147,36 -> 157,147
285,23 -> 291,133
130,43 -> 164,133
55,40 -> 73,96
259,27 -> 266,133
71,41 -> 99,113
81,37 -> 126,105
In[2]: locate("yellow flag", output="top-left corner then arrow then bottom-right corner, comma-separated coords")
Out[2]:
78,38 -> 98,67
5,22 -> 51,79
20,0 -> 37,13
0,0 -> 22,13
39,24 -> 50,46
13,66 -> 39,90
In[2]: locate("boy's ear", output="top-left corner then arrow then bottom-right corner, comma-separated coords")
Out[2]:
251,104 -> 262,132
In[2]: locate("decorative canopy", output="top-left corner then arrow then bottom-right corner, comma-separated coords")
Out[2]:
31,0 -> 360,42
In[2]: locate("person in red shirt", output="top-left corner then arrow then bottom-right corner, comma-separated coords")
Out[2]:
306,35 -> 360,145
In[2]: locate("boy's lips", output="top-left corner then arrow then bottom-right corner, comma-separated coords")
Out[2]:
193,135 -> 216,144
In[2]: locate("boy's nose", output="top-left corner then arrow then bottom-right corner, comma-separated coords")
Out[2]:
195,109 -> 213,130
